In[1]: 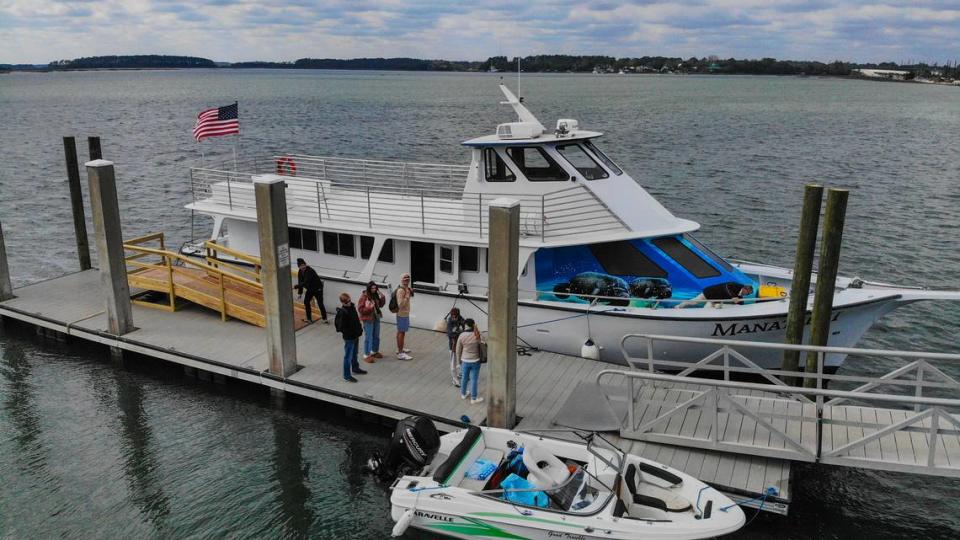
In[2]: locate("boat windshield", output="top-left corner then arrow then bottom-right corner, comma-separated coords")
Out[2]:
582,140 -> 622,176
586,433 -> 625,478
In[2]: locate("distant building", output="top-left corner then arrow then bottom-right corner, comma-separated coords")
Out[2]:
853,69 -> 911,81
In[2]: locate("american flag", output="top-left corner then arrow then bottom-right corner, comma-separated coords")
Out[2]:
192,102 -> 239,141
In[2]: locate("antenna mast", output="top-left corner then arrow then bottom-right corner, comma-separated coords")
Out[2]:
517,56 -> 521,100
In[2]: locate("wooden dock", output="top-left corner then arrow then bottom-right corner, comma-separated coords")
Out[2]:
0,269 -> 791,512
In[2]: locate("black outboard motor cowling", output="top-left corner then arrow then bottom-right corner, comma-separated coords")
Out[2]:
367,416 -> 441,479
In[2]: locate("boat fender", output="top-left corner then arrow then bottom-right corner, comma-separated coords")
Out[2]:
581,339 -> 600,360
275,156 -> 297,176
391,508 -> 414,537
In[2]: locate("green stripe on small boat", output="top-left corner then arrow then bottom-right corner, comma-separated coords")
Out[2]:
428,517 -> 527,539
469,512 -> 581,528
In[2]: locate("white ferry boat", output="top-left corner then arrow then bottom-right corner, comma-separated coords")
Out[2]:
185,84 -> 959,370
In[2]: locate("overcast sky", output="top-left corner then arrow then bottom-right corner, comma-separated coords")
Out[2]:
3,1 -> 959,65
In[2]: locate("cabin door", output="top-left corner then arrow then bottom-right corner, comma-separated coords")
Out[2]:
410,241 -> 435,284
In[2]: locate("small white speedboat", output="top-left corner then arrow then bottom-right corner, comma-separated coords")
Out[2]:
369,417 -> 745,539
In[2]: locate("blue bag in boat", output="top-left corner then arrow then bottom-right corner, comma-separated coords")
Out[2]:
466,458 -> 497,481
500,473 -> 549,508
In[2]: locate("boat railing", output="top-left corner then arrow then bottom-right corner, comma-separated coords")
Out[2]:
190,156 -> 628,240
525,289 -> 790,307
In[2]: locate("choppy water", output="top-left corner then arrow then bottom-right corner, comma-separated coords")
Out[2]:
1,70 -> 959,538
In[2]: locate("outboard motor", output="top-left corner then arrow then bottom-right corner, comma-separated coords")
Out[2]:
367,416 -> 441,479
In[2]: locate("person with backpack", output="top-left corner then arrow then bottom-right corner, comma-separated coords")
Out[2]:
455,318 -> 484,404
294,258 -> 328,324
334,292 -> 366,382
390,273 -> 414,360
445,307 -> 466,387
357,281 -> 386,364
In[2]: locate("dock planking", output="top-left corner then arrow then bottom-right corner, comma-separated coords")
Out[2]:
0,268 -> 792,511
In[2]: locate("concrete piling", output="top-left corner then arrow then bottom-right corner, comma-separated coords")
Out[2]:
253,175 -> 298,378
782,184 -> 823,384
85,160 -> 134,335
63,136 -> 92,271
486,198 -> 520,429
804,188 -> 849,388
0,220 -> 13,301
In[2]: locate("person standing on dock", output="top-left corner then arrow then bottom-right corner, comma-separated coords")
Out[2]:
445,307 -> 466,387
455,319 -> 484,404
334,292 -> 366,382
295,258 -> 328,324
393,273 -> 414,360
358,281 -> 386,364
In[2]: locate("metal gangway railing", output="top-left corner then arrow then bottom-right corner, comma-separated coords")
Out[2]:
188,154 -> 627,241
594,334 -> 960,477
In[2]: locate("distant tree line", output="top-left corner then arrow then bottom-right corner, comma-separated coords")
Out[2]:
1,54 -> 956,80
47,55 -> 216,69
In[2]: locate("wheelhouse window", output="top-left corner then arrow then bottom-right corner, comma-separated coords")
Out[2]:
323,232 -> 355,257
652,236 -> 720,278
505,146 -> 568,182
588,241 -> 667,278
289,227 -> 302,249
459,246 -> 479,272
683,235 -> 734,272
557,144 -> 609,180
360,236 -> 395,263
483,148 -> 515,182
583,140 -> 622,176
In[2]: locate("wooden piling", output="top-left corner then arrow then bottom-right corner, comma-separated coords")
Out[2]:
63,136 -> 92,270
804,188 -> 849,388
88,136 -> 102,161
253,175 -> 298,378
782,184 -> 823,384
85,159 -> 134,335
486,198 -> 520,429
0,220 -> 13,301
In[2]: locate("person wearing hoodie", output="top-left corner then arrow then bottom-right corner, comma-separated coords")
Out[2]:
334,293 -> 367,382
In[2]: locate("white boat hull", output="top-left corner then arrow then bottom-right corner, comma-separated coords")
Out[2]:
313,274 -> 910,370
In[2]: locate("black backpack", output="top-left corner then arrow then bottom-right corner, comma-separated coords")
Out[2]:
388,289 -> 399,313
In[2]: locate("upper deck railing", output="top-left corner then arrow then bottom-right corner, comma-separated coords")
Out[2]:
189,154 -> 628,241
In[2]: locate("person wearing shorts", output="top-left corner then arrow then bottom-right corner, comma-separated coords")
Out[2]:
395,273 -> 413,360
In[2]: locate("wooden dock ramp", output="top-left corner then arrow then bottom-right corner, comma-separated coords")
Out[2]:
123,233 -> 310,330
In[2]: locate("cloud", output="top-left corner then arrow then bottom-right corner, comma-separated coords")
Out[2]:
1,1 -> 958,64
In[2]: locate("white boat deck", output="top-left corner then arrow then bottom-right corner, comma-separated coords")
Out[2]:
0,269 -> 791,511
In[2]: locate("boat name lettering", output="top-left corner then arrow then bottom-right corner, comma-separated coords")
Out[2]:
414,510 -> 453,522
547,532 -> 586,540
711,312 -> 840,337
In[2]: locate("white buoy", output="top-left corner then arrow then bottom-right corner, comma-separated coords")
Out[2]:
581,338 -> 600,360
392,508 -> 414,537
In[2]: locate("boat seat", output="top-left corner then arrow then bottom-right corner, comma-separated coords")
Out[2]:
522,443 -> 570,489
622,463 -> 691,514
433,426 -> 483,486
458,448 -> 505,491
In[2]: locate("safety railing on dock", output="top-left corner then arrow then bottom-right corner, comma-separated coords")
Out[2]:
597,334 -> 960,476
189,154 -> 628,241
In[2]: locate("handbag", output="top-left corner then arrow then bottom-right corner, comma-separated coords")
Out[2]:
479,341 -> 488,364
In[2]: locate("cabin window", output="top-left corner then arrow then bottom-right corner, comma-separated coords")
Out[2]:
505,146 -> 568,182
360,236 -> 395,263
439,246 -> 454,274
588,241 -> 667,278
460,246 -> 479,272
301,229 -> 318,252
583,140 -> 622,176
557,144 -> 609,180
484,148 -> 515,182
684,235 -> 734,272
323,232 -> 356,257
289,227 -> 302,249
652,236 -> 721,278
